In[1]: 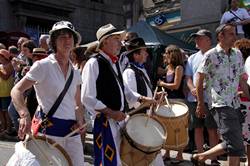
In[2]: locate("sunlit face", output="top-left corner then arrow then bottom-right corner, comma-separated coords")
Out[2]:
195,36 -> 211,50
21,46 -> 32,59
219,26 -> 237,48
56,31 -> 74,54
103,35 -> 122,56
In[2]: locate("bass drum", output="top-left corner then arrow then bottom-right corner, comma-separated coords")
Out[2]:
24,136 -> 72,166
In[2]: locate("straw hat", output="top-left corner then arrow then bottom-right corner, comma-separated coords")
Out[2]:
96,24 -> 125,45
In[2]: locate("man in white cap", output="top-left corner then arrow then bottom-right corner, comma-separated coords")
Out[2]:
81,24 -> 155,165
11,20 -> 86,165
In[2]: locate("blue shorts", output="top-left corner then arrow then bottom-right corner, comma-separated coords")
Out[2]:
0,97 -> 11,110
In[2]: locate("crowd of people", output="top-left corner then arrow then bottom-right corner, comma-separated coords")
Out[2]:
0,0 -> 250,165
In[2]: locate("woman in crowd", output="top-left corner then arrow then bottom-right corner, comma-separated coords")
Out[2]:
71,46 -> 89,74
0,49 -> 14,136
11,21 -> 86,165
157,44 -> 185,163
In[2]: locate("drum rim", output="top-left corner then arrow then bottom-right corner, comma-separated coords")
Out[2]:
124,113 -> 166,152
155,100 -> 189,119
29,135 -> 73,166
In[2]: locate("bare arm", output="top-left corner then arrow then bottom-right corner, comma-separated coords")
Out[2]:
159,66 -> 184,90
196,72 -> 206,118
11,77 -> 35,139
239,74 -> 250,100
186,76 -> 196,96
75,85 -> 86,134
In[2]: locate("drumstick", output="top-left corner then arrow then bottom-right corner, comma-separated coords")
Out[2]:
29,134 -> 52,164
161,87 -> 171,109
127,102 -> 150,116
145,86 -> 158,126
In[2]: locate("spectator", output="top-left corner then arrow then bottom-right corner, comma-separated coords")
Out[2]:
71,46 -> 88,74
192,24 -> 250,166
220,0 -> 250,38
0,49 -> 14,137
8,46 -> 19,58
39,34 -> 50,52
235,38 -> 250,166
0,43 -> 6,50
186,29 -> 219,165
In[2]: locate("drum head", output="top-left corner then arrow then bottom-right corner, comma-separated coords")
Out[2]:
126,114 -> 165,147
156,101 -> 188,118
25,136 -> 72,166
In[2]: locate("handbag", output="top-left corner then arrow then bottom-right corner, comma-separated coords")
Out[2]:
229,10 -> 250,38
31,68 -> 74,136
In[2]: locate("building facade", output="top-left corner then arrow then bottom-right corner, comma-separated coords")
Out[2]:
142,0 -> 228,44
0,0 -> 125,45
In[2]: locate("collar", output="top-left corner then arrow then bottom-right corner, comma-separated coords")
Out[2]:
131,62 -> 145,69
215,44 -> 235,55
100,50 -> 118,63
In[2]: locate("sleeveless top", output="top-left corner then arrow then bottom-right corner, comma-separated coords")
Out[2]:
163,66 -> 185,99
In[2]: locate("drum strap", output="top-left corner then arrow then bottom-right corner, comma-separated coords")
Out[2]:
121,129 -> 161,155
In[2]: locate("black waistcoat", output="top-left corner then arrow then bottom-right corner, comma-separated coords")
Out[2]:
128,64 -> 148,97
95,54 -> 122,110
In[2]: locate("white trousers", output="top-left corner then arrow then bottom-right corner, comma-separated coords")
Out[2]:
46,134 -> 84,166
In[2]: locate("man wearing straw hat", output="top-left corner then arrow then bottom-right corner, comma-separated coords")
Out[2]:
122,37 -> 165,165
81,23 -> 155,166
11,21 -> 86,165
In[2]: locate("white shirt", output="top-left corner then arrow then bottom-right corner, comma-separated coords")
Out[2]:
25,54 -> 82,120
81,51 -> 140,116
220,8 -> 250,35
245,56 -> 250,86
123,66 -> 152,109
185,51 -> 208,102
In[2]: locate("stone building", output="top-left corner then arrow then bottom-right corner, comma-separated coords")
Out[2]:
0,0 -> 125,46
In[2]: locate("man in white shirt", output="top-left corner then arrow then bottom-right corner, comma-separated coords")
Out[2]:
220,0 -> 250,38
122,37 -> 164,166
81,24 -> 154,166
186,29 -> 219,165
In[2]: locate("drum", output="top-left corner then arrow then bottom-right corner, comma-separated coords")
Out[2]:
154,100 -> 189,150
120,114 -> 166,166
24,136 -> 73,166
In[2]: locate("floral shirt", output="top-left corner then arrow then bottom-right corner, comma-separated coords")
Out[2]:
197,44 -> 244,110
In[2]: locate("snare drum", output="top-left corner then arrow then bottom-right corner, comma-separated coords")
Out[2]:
120,114 -> 166,166
154,100 -> 189,150
24,136 -> 72,166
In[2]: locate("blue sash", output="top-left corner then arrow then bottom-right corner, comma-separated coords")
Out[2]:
94,113 -> 117,166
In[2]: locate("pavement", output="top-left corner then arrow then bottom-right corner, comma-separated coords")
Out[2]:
0,133 -> 247,166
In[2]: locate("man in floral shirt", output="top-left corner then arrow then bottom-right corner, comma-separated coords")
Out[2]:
192,24 -> 250,166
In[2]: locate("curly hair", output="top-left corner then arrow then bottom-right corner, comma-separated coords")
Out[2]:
234,38 -> 250,61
